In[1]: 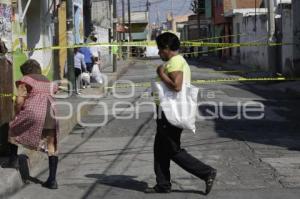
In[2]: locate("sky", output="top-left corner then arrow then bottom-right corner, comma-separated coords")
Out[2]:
117,0 -> 194,24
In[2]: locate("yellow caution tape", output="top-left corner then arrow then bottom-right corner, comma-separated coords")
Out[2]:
1,77 -> 297,97
0,93 -> 14,97
0,93 -> 16,101
4,40 -> 293,55
192,77 -> 288,84
106,77 -> 297,89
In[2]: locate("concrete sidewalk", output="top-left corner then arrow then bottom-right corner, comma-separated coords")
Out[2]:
0,60 -> 134,198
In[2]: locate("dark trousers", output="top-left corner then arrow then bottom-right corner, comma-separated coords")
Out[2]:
74,68 -> 82,92
86,63 -> 93,73
154,108 -> 215,190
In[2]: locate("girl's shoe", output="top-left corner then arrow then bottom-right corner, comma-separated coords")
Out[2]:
42,156 -> 58,189
2,144 -> 19,169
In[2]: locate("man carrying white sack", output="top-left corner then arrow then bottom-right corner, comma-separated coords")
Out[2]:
144,32 -> 217,195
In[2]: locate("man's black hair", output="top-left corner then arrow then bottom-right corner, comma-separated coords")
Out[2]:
156,32 -> 180,51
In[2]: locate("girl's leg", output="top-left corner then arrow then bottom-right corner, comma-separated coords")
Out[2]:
42,130 -> 58,189
3,138 -> 19,168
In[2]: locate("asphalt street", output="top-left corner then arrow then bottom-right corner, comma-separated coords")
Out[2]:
8,58 -> 300,199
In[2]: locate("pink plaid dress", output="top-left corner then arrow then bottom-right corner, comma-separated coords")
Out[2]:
9,75 -> 59,151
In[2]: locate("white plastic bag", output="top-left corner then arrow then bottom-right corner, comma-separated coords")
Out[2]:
80,72 -> 90,84
154,81 -> 199,133
91,64 -> 103,84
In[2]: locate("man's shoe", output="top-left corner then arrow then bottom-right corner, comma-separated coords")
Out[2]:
144,185 -> 171,194
205,169 -> 217,195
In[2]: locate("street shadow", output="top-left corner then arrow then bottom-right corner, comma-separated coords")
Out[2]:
187,56 -> 300,152
197,74 -> 300,152
85,174 -> 148,192
85,174 -> 206,195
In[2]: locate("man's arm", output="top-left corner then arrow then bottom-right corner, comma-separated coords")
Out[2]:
157,65 -> 183,92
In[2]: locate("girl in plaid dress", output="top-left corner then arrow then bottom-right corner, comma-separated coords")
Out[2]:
6,59 -> 59,189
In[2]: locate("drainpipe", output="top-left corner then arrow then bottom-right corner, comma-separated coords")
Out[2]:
66,0 -> 75,93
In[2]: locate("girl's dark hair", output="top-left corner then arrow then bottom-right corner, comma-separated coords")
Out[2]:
156,32 -> 180,51
20,59 -> 42,75
0,39 -> 8,54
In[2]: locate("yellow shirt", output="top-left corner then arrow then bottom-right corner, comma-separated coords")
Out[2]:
164,55 -> 191,83
154,55 -> 191,104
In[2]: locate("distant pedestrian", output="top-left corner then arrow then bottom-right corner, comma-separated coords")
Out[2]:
89,35 -> 101,59
144,32 -> 217,195
79,45 -> 94,73
74,47 -> 88,94
6,59 -> 60,189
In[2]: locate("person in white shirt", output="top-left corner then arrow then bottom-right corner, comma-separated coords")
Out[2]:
89,35 -> 101,60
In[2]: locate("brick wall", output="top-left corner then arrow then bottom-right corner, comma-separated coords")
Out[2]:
213,0 -> 262,25
236,0 -> 263,9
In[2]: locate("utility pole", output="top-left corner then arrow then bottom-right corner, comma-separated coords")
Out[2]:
112,0 -> 117,72
122,0 -> 125,41
66,0 -> 75,93
127,0 -> 132,58
127,0 -> 132,42
265,0 -> 277,72
171,0 -> 174,17
146,0 -> 150,41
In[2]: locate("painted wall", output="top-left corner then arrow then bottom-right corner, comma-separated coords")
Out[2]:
91,1 -> 111,28
0,0 -> 12,53
91,0 -> 112,68
280,6 -> 293,75
12,0 -> 55,81
73,0 -> 84,44
292,0 -> 300,76
93,26 -> 111,68
232,13 -> 269,70
205,0 -> 212,18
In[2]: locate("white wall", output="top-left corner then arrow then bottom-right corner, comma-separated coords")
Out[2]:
292,0 -> 300,76
232,14 -> 269,70
94,26 -> 111,68
26,0 -> 54,76
281,6 -> 293,75
91,1 -> 112,68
